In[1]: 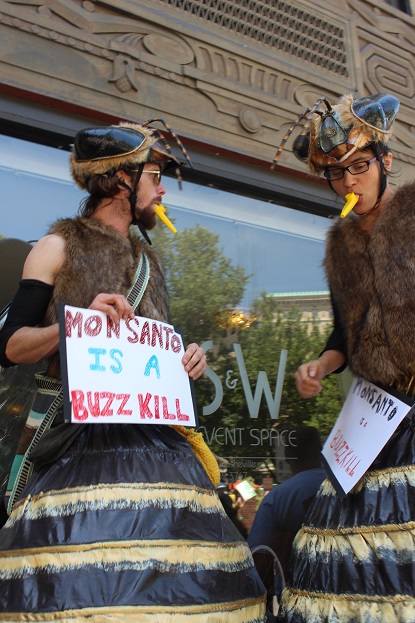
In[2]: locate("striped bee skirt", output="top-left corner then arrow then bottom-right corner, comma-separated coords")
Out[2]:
277,411 -> 415,623
0,390 -> 266,622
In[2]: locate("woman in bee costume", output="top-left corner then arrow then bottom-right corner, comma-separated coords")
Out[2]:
276,92 -> 415,622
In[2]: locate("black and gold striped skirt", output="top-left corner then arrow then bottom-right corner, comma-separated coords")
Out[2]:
0,391 -> 266,622
277,411 -> 415,623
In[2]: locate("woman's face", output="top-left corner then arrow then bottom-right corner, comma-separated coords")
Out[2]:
326,148 -> 392,216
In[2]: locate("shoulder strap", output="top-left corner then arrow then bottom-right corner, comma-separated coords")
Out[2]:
127,252 -> 150,310
0,304 -> 10,332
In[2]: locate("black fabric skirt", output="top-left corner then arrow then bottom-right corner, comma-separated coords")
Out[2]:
0,394 -> 266,622
277,410 -> 415,623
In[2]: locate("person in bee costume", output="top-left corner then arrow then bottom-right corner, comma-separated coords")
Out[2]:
274,92 -> 415,622
0,121 -> 266,622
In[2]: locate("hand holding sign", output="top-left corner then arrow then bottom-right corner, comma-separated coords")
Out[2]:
59,305 -> 198,426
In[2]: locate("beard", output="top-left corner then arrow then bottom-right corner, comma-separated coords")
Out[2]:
135,203 -> 157,230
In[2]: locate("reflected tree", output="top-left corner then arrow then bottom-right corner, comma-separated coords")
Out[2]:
151,222 -> 342,467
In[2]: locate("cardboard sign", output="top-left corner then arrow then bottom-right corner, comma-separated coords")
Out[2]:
59,305 -> 197,426
322,376 -> 413,499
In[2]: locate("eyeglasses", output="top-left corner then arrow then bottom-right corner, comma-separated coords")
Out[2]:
142,169 -> 162,184
323,157 -> 377,181
130,169 -> 162,184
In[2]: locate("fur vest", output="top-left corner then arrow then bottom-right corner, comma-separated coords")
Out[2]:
325,181 -> 415,387
45,217 -> 170,378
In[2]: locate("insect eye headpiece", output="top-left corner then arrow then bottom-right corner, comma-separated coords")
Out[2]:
272,93 -> 399,174
70,118 -> 192,191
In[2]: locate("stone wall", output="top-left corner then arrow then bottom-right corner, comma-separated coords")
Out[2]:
0,0 -> 414,185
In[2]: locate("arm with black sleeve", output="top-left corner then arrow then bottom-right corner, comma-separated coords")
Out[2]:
0,280 -> 55,368
319,291 -> 348,374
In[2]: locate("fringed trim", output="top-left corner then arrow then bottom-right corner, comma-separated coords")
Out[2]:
0,596 -> 266,623
7,482 -> 227,526
301,520 -> 415,537
172,426 -> 220,487
319,463 -> 415,498
280,587 -> 415,623
0,539 -> 254,580
293,522 -> 415,564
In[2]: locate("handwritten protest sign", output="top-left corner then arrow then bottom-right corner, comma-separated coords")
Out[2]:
59,305 -> 197,426
322,376 -> 412,499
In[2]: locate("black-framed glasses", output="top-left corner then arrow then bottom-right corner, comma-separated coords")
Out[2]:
323,156 -> 377,181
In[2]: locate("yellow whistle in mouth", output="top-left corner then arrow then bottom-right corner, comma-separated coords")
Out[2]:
154,204 -> 177,234
341,193 -> 359,218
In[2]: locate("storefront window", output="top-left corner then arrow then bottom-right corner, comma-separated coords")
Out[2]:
1,134 -> 344,529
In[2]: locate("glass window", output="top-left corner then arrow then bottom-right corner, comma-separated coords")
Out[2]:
0,134 -> 343,532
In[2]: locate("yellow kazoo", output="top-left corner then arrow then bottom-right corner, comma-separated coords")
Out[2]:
340,192 -> 359,218
154,204 -> 177,234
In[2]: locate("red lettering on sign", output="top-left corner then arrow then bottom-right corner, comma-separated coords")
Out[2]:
71,390 -> 132,419
151,322 -> 163,348
126,317 -> 139,343
100,392 -> 115,416
138,392 -> 153,419
117,394 -> 133,416
65,310 -> 83,338
71,390 -> 89,420
175,398 -> 190,421
154,395 -> 160,419
84,315 -> 102,337
107,316 -> 120,339
87,391 -> 101,417
140,321 -> 151,345
163,327 -> 173,350
171,334 -> 182,354
162,396 -> 176,420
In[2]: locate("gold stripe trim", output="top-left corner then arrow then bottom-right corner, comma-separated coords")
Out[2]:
301,519 -> 415,537
0,596 -> 265,623
294,524 -> 415,564
0,540 -> 253,579
9,482 -> 226,525
280,588 -> 415,623
319,464 -> 415,497
286,587 -> 415,604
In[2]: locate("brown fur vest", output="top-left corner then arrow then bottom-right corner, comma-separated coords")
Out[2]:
325,181 -> 415,387
45,217 -> 170,378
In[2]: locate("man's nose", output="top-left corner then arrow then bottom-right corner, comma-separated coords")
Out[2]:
158,182 -> 166,195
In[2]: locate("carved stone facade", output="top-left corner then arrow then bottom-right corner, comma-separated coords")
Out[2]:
0,0 -> 414,204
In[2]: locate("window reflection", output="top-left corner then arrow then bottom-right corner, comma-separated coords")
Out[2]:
0,135 -> 342,533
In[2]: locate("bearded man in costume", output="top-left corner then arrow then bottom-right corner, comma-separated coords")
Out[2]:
0,122 -> 266,622
275,93 -> 415,622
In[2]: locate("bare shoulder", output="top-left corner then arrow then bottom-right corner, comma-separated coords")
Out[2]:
22,234 -> 66,284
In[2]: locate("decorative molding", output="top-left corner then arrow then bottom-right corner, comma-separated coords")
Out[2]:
0,0 -> 414,173
238,108 -> 261,133
156,0 -> 349,78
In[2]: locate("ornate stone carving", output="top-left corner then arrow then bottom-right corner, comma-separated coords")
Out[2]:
0,0 -> 414,173
157,0 -> 349,78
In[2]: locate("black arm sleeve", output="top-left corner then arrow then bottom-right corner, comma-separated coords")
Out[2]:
320,291 -> 348,374
0,279 -> 54,368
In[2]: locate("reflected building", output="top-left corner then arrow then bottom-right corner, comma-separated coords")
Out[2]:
269,291 -> 332,332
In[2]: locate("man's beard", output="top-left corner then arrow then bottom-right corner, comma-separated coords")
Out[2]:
136,204 -> 157,230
